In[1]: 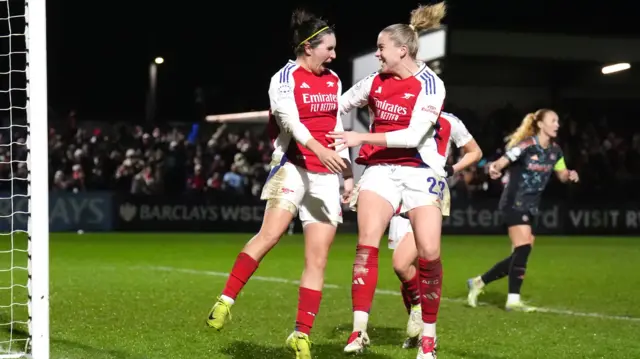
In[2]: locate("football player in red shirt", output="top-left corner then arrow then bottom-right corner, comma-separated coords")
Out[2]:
329,3 -> 448,358
206,9 -> 353,359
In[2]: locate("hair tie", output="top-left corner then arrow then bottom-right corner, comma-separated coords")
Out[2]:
297,26 -> 329,48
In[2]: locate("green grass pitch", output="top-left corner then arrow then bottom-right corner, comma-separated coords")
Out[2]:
2,233 -> 640,358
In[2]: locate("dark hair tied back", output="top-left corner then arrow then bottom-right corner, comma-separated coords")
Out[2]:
290,9 -> 334,55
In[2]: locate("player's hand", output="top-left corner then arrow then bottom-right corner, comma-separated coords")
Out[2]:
488,162 -> 502,180
317,147 -> 347,174
568,170 -> 579,183
326,131 -> 363,153
444,165 -> 455,177
341,177 -> 354,204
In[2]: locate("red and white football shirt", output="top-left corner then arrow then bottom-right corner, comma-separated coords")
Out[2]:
340,64 -> 447,175
267,60 -> 349,173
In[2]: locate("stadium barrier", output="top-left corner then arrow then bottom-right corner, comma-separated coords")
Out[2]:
0,191 -> 113,232
442,200 -> 640,235
113,193 -> 266,232
1,191 -> 638,235
107,195 -> 640,235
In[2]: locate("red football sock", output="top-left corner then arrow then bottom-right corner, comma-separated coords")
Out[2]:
401,272 -> 421,313
221,252 -> 259,300
295,287 -> 322,335
418,257 -> 443,324
351,245 -> 379,313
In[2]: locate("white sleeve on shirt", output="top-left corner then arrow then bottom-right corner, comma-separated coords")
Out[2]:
339,72 -> 376,116
444,112 -> 473,148
268,67 -> 313,146
334,78 -> 351,162
385,74 -> 446,148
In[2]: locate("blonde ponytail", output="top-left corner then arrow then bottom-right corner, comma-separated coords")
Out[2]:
505,113 -> 539,149
410,2 -> 446,32
382,2 -> 446,60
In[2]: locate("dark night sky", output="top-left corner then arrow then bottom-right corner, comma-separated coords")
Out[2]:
43,0 -> 638,121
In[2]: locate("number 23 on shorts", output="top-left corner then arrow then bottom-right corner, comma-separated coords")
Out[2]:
427,176 -> 446,200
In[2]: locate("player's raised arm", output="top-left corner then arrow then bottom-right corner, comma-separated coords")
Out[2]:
339,73 -> 376,116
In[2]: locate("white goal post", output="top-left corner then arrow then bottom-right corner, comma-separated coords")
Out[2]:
1,0 -> 50,358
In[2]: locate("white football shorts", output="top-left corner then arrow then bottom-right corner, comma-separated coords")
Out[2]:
261,161 -> 342,226
388,215 -> 413,249
350,164 -> 450,216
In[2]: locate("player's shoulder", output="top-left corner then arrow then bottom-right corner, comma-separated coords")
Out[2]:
518,136 -> 537,149
271,60 -> 299,84
440,111 -> 462,125
327,69 -> 341,82
441,111 -> 470,132
352,71 -> 379,92
550,141 -> 564,153
414,64 -> 444,96
364,71 -> 380,80
360,71 -> 380,85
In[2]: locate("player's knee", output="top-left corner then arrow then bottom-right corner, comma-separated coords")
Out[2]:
391,243 -> 413,277
305,252 -> 328,272
392,256 -> 413,280
416,238 -> 440,261
304,245 -> 329,274
512,244 -> 532,268
358,224 -> 387,247
253,230 -> 282,248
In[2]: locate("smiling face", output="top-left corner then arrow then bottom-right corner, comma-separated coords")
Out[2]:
375,31 -> 407,74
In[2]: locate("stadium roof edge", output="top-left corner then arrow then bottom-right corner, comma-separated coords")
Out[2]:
449,29 -> 640,62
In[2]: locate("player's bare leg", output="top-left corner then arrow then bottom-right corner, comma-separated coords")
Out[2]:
207,204 -> 294,330
287,221 -> 336,359
344,190 -> 394,354
409,206 -> 443,359
393,232 -> 423,348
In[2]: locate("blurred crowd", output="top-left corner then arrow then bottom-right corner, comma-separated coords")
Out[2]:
0,102 -> 639,201
41,122 -> 274,197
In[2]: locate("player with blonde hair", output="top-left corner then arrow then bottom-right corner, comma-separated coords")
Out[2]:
389,112 -> 482,349
328,3 -> 447,358
206,9 -> 352,359
466,109 -> 579,312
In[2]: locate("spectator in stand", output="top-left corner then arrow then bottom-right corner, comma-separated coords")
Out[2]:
223,164 -> 245,194
187,164 -> 206,192
131,165 -> 158,195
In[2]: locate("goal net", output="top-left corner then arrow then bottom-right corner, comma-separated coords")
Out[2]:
0,0 -> 49,358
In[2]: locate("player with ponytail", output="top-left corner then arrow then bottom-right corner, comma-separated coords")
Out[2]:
206,9 -> 353,359
329,3 -> 447,358
466,109 -> 579,312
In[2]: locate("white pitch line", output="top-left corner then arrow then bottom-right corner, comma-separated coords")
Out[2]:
144,266 -> 640,323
